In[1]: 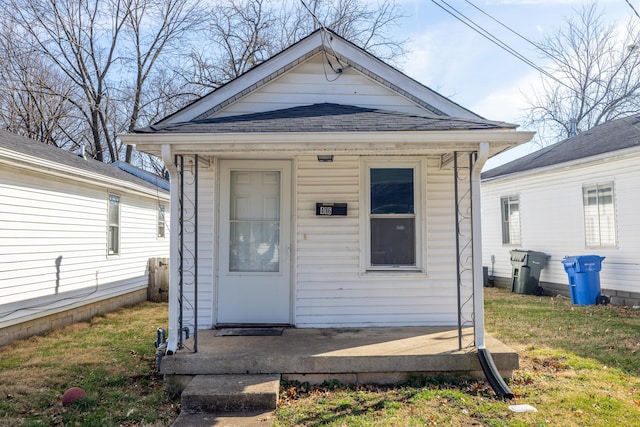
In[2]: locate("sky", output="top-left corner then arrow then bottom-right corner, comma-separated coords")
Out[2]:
391,0 -> 637,169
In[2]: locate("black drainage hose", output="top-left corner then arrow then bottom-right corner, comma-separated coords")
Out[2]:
477,348 -> 514,399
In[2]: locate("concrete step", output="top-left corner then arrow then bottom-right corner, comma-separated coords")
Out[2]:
180,374 -> 280,413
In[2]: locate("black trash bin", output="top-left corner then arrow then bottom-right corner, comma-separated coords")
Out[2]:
510,250 -> 548,295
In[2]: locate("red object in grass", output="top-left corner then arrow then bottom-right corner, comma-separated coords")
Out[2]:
61,387 -> 87,406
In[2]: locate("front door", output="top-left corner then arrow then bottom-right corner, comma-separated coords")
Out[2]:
217,160 -> 291,324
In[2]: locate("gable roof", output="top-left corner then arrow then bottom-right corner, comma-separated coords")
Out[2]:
482,114 -> 640,180
154,29 -> 483,126
0,129 -> 168,196
137,103 -> 516,134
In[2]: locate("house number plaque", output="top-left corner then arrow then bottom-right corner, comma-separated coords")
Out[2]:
316,203 -> 347,216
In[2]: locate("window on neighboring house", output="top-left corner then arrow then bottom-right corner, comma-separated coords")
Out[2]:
501,196 -> 521,245
108,194 -> 120,255
367,163 -> 421,270
583,183 -> 616,247
157,204 -> 166,238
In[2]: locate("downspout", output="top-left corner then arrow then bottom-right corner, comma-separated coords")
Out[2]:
472,142 -> 514,399
471,142 -> 489,349
161,144 -> 180,354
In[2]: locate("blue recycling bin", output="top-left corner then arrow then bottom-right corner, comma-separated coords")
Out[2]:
561,256 -> 605,305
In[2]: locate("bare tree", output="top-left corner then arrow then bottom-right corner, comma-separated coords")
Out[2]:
524,4 -> 640,146
279,0 -> 408,63
120,0 -> 204,163
0,24 -> 80,149
186,0 -> 407,91
2,0 -> 408,170
7,0 -> 131,162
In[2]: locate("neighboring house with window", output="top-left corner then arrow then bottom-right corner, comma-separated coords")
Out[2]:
121,29 -> 533,354
0,130 -> 170,346
481,114 -> 640,305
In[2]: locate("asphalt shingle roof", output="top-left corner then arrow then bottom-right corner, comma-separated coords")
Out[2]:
482,114 -> 640,180
136,103 -> 516,134
0,129 -> 168,193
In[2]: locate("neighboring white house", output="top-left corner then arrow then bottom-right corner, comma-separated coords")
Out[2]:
122,29 -> 534,354
0,130 -> 170,346
481,114 -> 640,306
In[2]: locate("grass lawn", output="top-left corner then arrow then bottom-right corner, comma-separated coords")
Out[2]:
0,302 -> 177,426
1,288 -> 639,426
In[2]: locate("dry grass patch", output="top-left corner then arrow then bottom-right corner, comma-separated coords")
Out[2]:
0,302 -> 176,427
275,288 -> 640,426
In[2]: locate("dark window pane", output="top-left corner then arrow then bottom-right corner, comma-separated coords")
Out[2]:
371,218 -> 415,266
371,168 -> 414,214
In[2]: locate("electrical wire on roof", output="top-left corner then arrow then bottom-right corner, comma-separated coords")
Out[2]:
300,0 -> 347,81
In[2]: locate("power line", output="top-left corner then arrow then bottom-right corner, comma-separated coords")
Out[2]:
430,0 -> 562,86
299,0 -> 346,79
430,0 -> 638,110
625,0 -> 640,20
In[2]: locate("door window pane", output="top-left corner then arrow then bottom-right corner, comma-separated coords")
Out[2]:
229,171 -> 280,272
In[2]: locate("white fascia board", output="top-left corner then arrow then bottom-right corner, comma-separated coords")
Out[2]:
122,130 -> 534,156
0,148 -> 169,200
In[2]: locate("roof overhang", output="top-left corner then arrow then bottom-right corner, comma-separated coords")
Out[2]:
121,130 -> 535,159
0,147 -> 169,200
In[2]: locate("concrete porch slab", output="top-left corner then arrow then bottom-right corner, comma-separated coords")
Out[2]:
160,327 -> 518,382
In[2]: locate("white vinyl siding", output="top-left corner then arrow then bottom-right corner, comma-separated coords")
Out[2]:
482,152 -> 639,295
211,54 -> 426,118
0,162 -> 169,327
583,183 -> 616,248
294,155 -> 466,328
500,195 -> 521,245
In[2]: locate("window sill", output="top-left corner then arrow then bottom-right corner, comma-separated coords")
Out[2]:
361,269 -> 427,278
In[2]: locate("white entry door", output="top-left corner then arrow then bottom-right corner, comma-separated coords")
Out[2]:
217,160 -> 291,324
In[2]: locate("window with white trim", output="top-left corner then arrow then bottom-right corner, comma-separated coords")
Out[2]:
108,194 -> 120,255
583,183 -> 616,247
500,196 -> 521,245
366,162 -> 421,270
157,204 -> 166,238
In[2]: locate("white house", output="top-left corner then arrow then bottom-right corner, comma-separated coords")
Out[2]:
122,29 -> 534,356
0,130 -> 170,346
481,114 -> 640,306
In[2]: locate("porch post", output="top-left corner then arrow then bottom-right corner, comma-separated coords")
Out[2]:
471,142 -> 489,349
161,144 -> 180,354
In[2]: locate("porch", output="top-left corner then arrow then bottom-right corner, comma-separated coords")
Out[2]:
160,326 -> 518,386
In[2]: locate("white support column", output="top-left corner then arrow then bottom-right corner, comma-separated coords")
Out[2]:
161,144 -> 180,354
472,142 -> 490,349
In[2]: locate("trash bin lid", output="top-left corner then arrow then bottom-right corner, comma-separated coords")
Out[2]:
510,249 -> 528,262
561,255 -> 605,272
